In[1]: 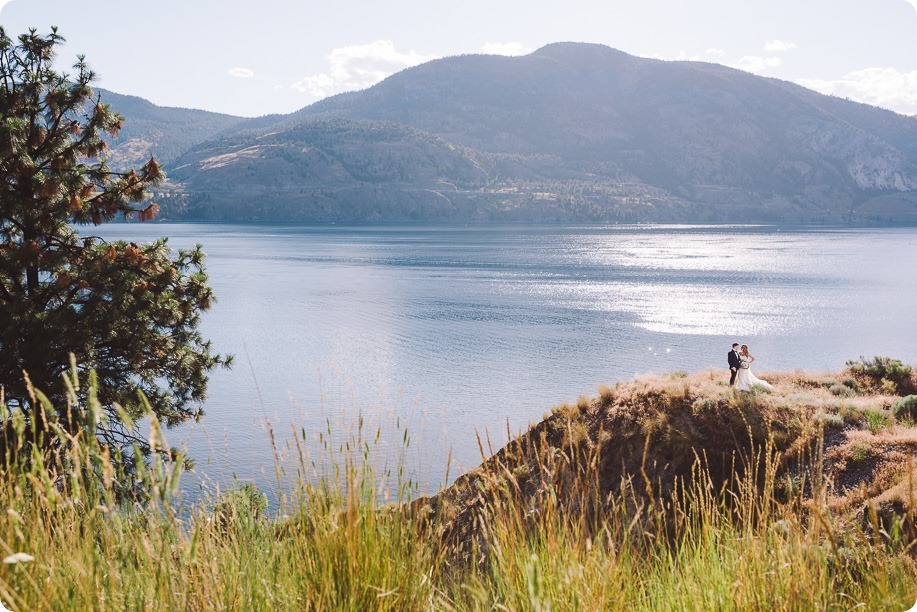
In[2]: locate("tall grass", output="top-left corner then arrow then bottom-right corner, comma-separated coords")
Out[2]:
1,367 -> 916,610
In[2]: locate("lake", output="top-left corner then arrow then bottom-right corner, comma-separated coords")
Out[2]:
93,224 -> 917,500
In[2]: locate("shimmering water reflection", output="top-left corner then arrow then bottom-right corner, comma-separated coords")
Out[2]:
93,224 -> 917,497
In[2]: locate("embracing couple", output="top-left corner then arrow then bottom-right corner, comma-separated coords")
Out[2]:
728,343 -> 773,392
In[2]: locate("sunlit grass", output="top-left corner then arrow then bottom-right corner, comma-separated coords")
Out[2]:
2,365 -> 917,610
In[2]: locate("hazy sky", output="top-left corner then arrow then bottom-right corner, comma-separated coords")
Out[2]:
2,0 -> 916,118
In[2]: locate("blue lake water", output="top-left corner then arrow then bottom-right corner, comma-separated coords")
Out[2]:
93,224 -> 917,499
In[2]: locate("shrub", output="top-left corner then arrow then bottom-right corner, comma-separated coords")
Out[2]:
880,378 -> 898,395
213,483 -> 269,528
830,384 -> 856,398
692,398 -> 718,414
890,395 -> 917,422
551,402 -> 578,420
837,403 -> 860,425
850,442 -> 873,463
597,384 -> 615,406
864,409 -> 891,433
814,412 -> 844,428
846,356 -> 913,393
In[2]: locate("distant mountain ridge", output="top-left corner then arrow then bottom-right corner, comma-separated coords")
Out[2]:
102,43 -> 917,223
97,89 -> 246,167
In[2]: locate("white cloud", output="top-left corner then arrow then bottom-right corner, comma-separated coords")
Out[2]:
480,42 -> 533,56
674,50 -> 703,61
291,40 -> 437,99
730,55 -> 782,73
228,67 -> 254,79
905,0 -> 917,13
797,67 -> 917,115
705,48 -> 725,57
764,40 -> 797,52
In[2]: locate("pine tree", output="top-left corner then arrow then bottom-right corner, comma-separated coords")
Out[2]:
0,27 -> 230,457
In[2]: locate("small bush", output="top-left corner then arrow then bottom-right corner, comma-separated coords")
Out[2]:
692,398 -> 717,414
846,356 -> 913,392
213,482 -> 269,528
551,402 -> 577,419
880,378 -> 898,395
814,412 -> 844,428
850,442 -> 873,463
842,377 -> 859,389
837,403 -> 861,425
597,384 -> 615,405
864,409 -> 891,433
890,395 -> 917,422
830,384 -> 856,398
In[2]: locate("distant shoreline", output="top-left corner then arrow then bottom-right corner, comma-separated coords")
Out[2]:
99,219 -> 917,229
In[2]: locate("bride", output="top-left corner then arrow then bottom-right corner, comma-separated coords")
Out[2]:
736,344 -> 773,391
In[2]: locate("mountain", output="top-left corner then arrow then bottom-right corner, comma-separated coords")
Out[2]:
167,118 -> 500,222
97,89 -> 246,168
161,43 -> 917,223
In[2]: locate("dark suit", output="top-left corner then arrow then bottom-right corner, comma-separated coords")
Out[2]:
727,349 -> 742,386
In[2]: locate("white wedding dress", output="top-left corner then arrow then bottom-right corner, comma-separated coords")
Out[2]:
736,356 -> 773,391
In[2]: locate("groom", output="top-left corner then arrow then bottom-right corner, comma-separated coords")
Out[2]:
727,342 -> 741,386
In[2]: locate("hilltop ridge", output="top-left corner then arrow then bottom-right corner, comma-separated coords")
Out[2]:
97,89 -> 246,168
416,359 -> 917,561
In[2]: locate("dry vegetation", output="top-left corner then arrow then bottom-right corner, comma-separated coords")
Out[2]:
2,359 -> 916,609
417,362 -> 917,569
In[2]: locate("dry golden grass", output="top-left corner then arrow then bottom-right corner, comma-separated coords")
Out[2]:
422,365 -> 917,564
3,362 -> 917,610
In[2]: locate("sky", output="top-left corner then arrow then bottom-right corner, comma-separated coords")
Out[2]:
1,0 -> 916,118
